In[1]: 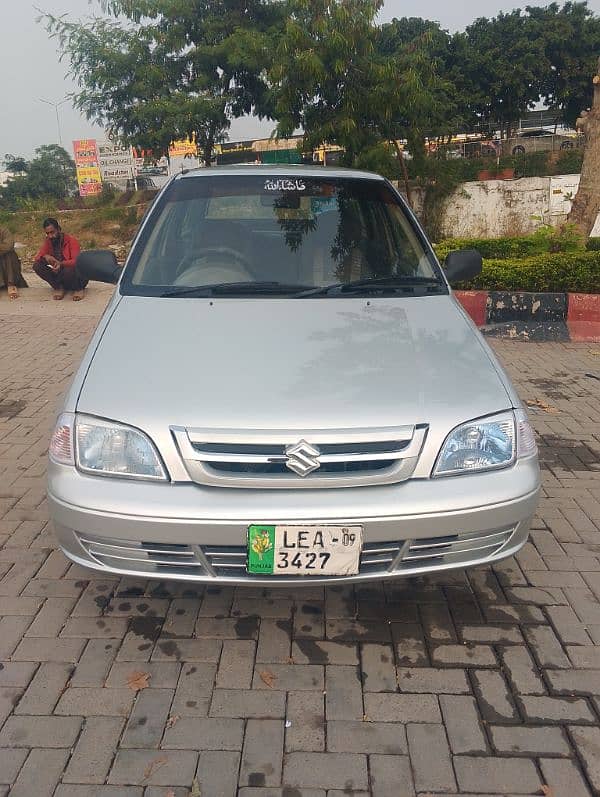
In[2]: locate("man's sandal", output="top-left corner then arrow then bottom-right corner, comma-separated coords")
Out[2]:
72,289 -> 85,302
7,285 -> 18,300
53,289 -> 65,300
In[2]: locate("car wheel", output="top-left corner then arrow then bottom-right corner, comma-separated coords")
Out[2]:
512,145 -> 525,155
560,141 -> 574,150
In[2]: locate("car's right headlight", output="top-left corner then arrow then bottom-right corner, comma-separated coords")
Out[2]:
49,412 -> 168,481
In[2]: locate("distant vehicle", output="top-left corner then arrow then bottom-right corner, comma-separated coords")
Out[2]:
505,129 -> 580,156
138,167 -> 168,176
126,176 -> 158,190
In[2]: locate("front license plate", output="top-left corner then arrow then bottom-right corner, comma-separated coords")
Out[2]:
247,524 -> 363,576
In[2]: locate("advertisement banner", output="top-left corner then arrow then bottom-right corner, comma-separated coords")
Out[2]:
97,142 -> 135,181
73,139 -> 99,166
169,139 -> 197,158
76,165 -> 103,196
73,139 -> 102,196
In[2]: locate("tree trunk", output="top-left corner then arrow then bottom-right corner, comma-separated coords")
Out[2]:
201,137 -> 214,167
392,139 -> 412,208
567,56 -> 600,239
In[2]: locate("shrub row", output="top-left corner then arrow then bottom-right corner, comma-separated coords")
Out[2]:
408,149 -> 583,185
434,225 -> 590,262
434,236 -> 545,261
455,251 -> 600,294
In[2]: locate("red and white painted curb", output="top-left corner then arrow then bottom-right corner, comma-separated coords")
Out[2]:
454,291 -> 600,342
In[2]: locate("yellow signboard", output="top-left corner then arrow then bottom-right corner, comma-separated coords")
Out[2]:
168,139 -> 198,158
76,165 -> 103,196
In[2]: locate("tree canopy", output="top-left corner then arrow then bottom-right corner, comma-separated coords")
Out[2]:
40,0 -> 600,172
44,0 -> 286,164
0,146 -> 77,209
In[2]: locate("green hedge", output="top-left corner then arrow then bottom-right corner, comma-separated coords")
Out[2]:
435,225 -> 586,261
435,236 -> 546,261
456,251 -> 600,293
586,237 -> 600,251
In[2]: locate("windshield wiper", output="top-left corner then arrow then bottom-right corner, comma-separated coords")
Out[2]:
161,281 -> 315,298
293,275 -> 446,298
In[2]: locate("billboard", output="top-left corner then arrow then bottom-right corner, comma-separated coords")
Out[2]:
169,139 -> 198,158
76,165 -> 103,196
97,142 -> 135,181
73,139 -> 102,196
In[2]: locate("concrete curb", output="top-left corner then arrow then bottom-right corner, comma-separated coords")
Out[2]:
455,290 -> 600,342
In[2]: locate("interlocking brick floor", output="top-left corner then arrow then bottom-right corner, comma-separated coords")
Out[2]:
1,296 -> 599,796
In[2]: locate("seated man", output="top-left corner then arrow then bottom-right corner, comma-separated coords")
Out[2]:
0,225 -> 28,299
33,218 -> 87,301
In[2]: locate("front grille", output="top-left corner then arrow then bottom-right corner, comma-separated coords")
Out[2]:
397,527 -> 515,572
201,540 -> 406,578
75,526 -> 516,581
77,534 -> 208,577
202,544 -> 246,577
172,425 -> 427,488
211,460 -> 392,475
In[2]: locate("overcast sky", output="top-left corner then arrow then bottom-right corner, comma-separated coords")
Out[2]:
2,0 -> 599,160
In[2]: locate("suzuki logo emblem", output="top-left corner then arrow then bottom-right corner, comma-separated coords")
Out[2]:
285,440 -> 321,477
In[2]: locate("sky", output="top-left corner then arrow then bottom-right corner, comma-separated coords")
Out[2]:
2,0 -> 600,161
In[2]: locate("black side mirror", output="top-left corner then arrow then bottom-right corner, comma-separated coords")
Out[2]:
444,249 -> 483,283
76,250 -> 122,284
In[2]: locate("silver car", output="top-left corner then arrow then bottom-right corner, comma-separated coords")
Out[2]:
48,166 -> 540,585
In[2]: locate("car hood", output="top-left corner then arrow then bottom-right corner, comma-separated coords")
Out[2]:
78,294 -> 511,432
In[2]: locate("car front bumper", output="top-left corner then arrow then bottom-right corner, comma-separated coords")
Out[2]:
48,458 -> 540,585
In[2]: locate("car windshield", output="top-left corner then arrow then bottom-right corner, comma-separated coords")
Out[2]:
122,173 -> 444,297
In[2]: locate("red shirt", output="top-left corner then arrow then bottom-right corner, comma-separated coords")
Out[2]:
34,233 -> 81,269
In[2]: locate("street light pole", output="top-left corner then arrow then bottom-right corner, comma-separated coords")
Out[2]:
39,98 -> 69,145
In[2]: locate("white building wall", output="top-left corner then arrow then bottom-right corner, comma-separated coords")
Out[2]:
440,174 -> 600,238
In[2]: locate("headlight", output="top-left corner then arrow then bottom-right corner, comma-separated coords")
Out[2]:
50,413 -> 168,481
433,410 -> 535,477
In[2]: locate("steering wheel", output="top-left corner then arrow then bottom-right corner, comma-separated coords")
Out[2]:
174,247 -> 254,286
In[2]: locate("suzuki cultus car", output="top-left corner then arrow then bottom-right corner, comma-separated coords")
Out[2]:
48,166 -> 540,584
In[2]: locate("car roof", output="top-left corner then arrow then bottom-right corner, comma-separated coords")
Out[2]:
518,128 -> 551,136
175,164 -> 386,181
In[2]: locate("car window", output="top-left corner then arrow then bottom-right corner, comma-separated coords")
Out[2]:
123,174 -> 440,294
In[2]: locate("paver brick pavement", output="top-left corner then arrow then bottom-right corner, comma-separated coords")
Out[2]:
0,297 -> 600,793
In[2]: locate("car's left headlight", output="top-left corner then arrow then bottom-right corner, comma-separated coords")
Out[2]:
49,412 -> 168,481
433,409 -> 536,477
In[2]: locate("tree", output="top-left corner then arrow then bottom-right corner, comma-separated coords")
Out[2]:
567,56 -> 600,237
0,146 -> 77,209
528,2 -> 600,129
269,0 -> 448,169
3,154 -> 29,174
459,11 -> 547,138
379,18 -> 470,141
43,0 -> 285,164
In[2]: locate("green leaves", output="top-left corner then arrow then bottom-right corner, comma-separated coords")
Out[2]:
0,146 -> 77,209
42,0 -> 286,163
468,252 -> 600,293
269,0 -> 445,168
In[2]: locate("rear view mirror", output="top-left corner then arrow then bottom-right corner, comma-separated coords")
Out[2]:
76,250 -> 122,284
444,249 -> 482,283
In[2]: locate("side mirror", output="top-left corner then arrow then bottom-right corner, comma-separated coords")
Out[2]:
443,249 -> 483,283
76,250 -> 122,284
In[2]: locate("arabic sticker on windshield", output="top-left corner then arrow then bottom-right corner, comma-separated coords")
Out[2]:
264,178 -> 306,191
